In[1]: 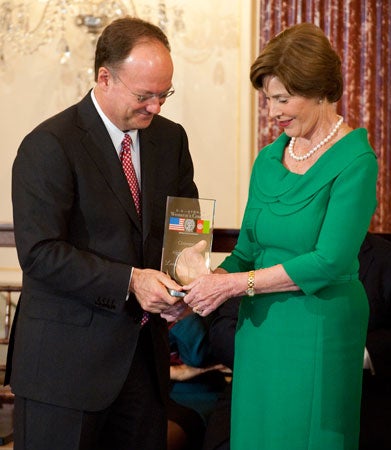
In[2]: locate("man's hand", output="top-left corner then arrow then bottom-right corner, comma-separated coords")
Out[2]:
130,268 -> 184,313
170,363 -> 229,381
160,301 -> 190,322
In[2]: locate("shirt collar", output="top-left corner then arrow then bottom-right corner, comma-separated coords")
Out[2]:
90,89 -> 139,156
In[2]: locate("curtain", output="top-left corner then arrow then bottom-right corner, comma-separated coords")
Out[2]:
256,0 -> 390,232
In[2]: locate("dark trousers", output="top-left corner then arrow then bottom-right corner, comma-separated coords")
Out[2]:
13,326 -> 167,450
202,383 -> 232,450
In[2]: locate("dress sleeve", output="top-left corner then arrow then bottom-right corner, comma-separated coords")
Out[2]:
283,152 -> 378,295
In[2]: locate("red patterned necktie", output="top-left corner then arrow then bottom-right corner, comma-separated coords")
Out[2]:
120,133 -> 149,326
120,134 -> 141,217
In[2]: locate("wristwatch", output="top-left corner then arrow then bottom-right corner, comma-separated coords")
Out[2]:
245,270 -> 255,297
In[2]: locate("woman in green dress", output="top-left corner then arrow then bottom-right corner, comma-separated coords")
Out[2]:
182,23 -> 378,449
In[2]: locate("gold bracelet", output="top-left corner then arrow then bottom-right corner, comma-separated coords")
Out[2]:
245,270 -> 255,297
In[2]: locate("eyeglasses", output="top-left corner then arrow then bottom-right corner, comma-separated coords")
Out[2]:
111,70 -> 175,104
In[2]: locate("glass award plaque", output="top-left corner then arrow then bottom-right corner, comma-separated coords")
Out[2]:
161,196 -> 216,285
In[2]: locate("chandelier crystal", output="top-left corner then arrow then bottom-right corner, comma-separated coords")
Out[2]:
0,1 -> 186,73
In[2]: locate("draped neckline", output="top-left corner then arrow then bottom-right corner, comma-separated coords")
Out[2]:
249,128 -> 375,210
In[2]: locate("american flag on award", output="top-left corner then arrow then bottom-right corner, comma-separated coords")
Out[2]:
168,217 -> 185,232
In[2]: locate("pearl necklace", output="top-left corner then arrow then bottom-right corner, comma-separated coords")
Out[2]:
288,115 -> 344,161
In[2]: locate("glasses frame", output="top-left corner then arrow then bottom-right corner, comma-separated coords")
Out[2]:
108,68 -> 175,104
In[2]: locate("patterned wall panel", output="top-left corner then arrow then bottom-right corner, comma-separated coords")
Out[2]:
256,0 -> 390,232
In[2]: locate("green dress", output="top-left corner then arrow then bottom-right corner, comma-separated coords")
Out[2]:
220,129 -> 378,450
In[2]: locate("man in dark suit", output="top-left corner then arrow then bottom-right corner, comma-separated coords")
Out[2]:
7,17 -> 198,450
358,232 -> 391,450
358,232 -> 391,375
202,297 -> 240,450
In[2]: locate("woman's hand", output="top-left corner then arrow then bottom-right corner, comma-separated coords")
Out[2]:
182,271 -> 240,317
175,239 -> 209,284
182,265 -> 300,316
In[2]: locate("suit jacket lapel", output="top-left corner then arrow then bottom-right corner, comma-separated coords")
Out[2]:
139,127 -> 158,242
76,93 -> 142,232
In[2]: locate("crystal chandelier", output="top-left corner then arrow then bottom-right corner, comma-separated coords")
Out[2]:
0,0 -> 238,96
0,1 -> 185,72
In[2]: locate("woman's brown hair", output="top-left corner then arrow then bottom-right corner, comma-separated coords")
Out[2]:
250,23 -> 343,102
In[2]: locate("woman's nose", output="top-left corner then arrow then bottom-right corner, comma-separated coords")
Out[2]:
268,101 -> 281,119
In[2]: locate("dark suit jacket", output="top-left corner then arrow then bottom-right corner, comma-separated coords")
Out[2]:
7,92 -> 198,411
359,232 -> 391,375
202,297 -> 240,450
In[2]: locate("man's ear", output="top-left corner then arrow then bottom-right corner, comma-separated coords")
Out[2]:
97,67 -> 111,89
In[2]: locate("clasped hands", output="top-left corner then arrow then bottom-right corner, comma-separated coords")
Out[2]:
162,277 -> 226,320
165,240 -> 231,320
130,240 -> 230,321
